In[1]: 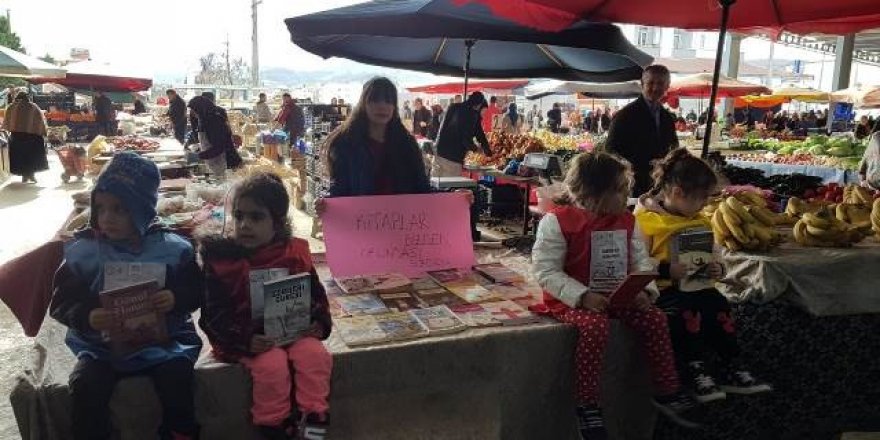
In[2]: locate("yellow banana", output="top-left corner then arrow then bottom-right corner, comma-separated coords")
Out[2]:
724,238 -> 742,252
743,191 -> 767,207
793,220 -> 807,243
718,200 -> 742,226
835,204 -> 849,223
749,206 -> 777,227
727,219 -> 750,244
805,224 -> 843,241
712,210 -> 730,238
726,197 -> 757,224
802,212 -> 831,229
752,225 -> 773,244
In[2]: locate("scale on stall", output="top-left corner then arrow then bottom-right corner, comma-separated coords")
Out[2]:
521,153 -> 563,184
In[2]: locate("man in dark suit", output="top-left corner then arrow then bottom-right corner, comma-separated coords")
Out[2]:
606,64 -> 679,197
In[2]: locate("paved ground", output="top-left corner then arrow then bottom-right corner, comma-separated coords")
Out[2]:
0,153 -> 88,439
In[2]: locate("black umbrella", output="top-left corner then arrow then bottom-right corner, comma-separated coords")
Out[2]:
285,0 -> 652,95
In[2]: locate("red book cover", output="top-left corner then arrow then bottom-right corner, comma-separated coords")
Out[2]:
608,272 -> 656,309
99,280 -> 168,356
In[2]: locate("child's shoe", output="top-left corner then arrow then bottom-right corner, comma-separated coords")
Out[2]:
652,391 -> 704,429
258,421 -> 295,440
687,361 -> 726,403
299,412 -> 329,440
719,367 -> 772,395
575,405 -> 608,440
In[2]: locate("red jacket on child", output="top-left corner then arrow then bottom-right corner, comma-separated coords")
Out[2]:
199,235 -> 332,362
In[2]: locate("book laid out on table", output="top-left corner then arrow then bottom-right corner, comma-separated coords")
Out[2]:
671,228 -> 716,292
446,283 -> 501,304
426,268 -> 481,286
335,312 -> 430,347
449,303 -> 502,328
377,291 -> 425,312
410,305 -> 468,336
262,274 -> 312,345
99,280 -> 168,356
334,293 -> 389,316
413,287 -> 467,308
479,300 -> 541,326
608,272 -> 657,309
473,263 -> 525,284
411,276 -> 442,291
336,273 -> 411,295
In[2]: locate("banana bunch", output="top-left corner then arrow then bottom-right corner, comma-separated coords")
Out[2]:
727,191 -> 796,225
872,199 -> 880,238
835,203 -> 873,233
843,184 -> 874,205
793,209 -> 864,247
785,196 -> 826,218
711,197 -> 784,251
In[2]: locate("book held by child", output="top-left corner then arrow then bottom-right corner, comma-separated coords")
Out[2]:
262,273 -> 312,345
99,280 -> 168,356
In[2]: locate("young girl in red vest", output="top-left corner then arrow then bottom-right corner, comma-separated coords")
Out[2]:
198,173 -> 332,440
635,149 -> 771,404
532,152 -> 702,439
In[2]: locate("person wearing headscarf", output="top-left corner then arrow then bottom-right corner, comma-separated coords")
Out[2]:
2,92 -> 49,183
187,95 -> 242,180
500,102 -> 523,134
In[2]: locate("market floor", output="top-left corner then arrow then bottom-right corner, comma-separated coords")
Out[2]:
0,153 -> 89,439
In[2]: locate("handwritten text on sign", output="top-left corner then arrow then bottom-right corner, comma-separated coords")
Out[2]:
323,193 -> 475,277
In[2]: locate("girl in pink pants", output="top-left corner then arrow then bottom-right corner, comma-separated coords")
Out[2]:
199,173 -> 333,440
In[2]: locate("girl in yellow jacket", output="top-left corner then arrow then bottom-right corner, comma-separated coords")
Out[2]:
635,149 -> 771,404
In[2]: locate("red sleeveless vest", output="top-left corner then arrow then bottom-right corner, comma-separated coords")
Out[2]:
543,206 -> 635,313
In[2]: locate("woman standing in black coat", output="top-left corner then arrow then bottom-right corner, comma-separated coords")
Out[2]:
2,92 -> 49,183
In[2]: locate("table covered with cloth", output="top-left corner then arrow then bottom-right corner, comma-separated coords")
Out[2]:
726,159 -> 858,185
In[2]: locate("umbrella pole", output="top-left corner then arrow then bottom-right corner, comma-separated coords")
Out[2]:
463,40 -> 475,97
702,0 -> 736,158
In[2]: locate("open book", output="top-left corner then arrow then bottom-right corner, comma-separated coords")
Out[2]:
608,272 -> 657,309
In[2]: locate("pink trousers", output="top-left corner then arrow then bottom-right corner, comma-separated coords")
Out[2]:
240,337 -> 333,426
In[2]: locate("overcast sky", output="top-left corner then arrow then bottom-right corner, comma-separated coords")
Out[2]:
4,0 -> 368,80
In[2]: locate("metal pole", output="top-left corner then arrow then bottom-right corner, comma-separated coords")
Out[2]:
463,40 -> 475,97
702,0 -> 736,158
251,0 -> 262,87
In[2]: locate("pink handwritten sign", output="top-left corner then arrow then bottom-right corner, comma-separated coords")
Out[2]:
322,193 -> 476,277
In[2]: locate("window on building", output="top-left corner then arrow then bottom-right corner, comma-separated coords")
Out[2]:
673,34 -> 683,49
637,27 -> 649,46
652,30 -> 661,46
699,34 -> 707,49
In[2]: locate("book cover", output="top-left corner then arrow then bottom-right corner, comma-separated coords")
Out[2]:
480,300 -> 541,326
447,283 -> 501,304
263,274 -> 312,345
449,303 -> 502,328
334,293 -> 389,316
411,276 -> 441,291
589,230 -> 629,294
427,268 -> 480,286
99,280 -> 167,356
414,287 -> 467,308
336,273 -> 412,295
374,312 -> 430,341
608,272 -> 657,309
335,315 -> 389,347
377,291 -> 425,312
672,229 -> 716,292
473,263 -> 525,284
249,268 -> 290,320
410,306 -> 468,336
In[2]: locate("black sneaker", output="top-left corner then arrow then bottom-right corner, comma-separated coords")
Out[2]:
258,424 -> 293,440
652,391 -> 704,429
688,361 -> 727,404
720,369 -> 772,395
299,412 -> 329,440
575,405 -> 608,440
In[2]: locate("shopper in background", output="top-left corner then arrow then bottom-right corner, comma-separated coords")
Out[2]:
188,95 -> 242,180
49,153 -> 202,440
167,89 -> 188,145
2,91 -> 48,184
547,103 -> 562,133
592,109 -> 610,134
254,93 -> 273,123
855,115 -> 872,140
275,93 -> 305,157
452,94 -> 463,104
605,64 -> 679,197
94,91 -> 115,136
132,97 -> 147,115
859,118 -> 880,190
500,102 -> 523,134
412,98 -> 432,137
433,91 -> 491,177
527,104 -> 542,131
402,100 -> 413,121
427,104 -> 444,140
481,96 -> 501,134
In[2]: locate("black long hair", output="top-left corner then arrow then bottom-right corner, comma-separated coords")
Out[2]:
324,77 -> 424,186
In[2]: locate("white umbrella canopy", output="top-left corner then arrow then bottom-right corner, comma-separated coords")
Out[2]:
525,80 -> 641,100
0,46 -> 66,78
830,85 -> 880,109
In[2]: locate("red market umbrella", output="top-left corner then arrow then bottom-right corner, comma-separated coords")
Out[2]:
29,60 -> 152,93
667,73 -> 770,98
454,0 -> 880,35
407,79 -> 529,94
456,0 -> 880,157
